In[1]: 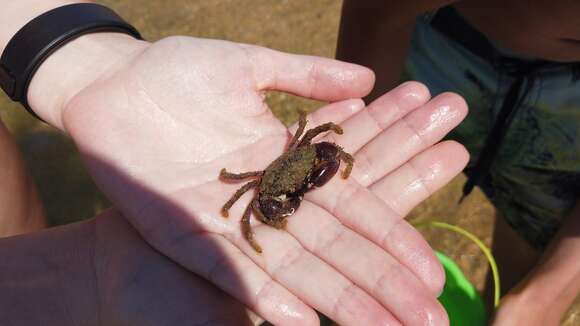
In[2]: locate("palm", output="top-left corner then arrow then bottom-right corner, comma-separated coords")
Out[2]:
63,36 -> 468,325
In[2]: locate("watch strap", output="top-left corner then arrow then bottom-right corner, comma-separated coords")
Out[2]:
0,3 -> 142,117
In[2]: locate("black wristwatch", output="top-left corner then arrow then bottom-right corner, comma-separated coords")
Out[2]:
0,3 -> 142,119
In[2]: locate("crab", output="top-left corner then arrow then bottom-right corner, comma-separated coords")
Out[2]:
219,112 -> 354,253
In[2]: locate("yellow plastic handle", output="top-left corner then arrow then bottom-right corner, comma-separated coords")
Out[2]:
413,221 -> 501,308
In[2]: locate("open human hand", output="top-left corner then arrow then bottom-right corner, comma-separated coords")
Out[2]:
46,36 -> 468,325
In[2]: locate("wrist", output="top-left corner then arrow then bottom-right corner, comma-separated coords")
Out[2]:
1,0 -> 148,129
498,280 -> 569,325
27,32 -> 148,129
495,291 -> 562,326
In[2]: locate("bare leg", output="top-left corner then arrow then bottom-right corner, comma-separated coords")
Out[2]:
298,123 -> 343,146
288,111 -> 307,149
0,120 -> 46,237
221,180 -> 260,217
252,200 -> 288,229
242,199 -> 263,253
338,150 -> 354,179
219,168 -> 263,180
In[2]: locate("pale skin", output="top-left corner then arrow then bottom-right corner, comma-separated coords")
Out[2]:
0,97 -> 469,324
337,0 -> 580,324
0,1 -> 475,325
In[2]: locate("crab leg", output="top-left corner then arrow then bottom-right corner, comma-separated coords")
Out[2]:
241,200 -> 263,253
338,150 -> 354,179
221,180 -> 260,217
220,168 -> 263,180
298,122 -> 343,146
288,111 -> 308,149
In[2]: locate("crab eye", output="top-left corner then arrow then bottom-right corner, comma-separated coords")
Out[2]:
309,160 -> 339,188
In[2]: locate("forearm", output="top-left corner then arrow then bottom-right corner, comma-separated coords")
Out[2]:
336,0 -> 455,101
506,203 -> 580,324
0,219 -> 99,324
0,0 -> 147,129
0,208 -> 254,325
336,0 -> 416,101
0,1 -> 82,48
0,120 -> 46,236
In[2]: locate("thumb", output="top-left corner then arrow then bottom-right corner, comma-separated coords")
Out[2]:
242,44 -> 375,101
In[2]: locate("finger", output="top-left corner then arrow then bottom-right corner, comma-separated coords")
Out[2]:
370,140 -> 469,217
212,187 -> 397,325
288,98 -> 365,135
350,92 -> 468,186
307,177 -> 446,295
244,45 -> 375,101
230,223 -> 399,326
315,81 -> 431,153
288,201 -> 447,325
246,310 -> 264,326
172,181 -> 391,325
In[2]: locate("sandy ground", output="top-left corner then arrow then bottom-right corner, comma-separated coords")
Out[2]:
0,0 -> 577,324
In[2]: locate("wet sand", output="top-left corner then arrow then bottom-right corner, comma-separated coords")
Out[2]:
0,0 -> 577,324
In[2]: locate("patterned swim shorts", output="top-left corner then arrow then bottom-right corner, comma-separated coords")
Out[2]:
404,7 -> 580,249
